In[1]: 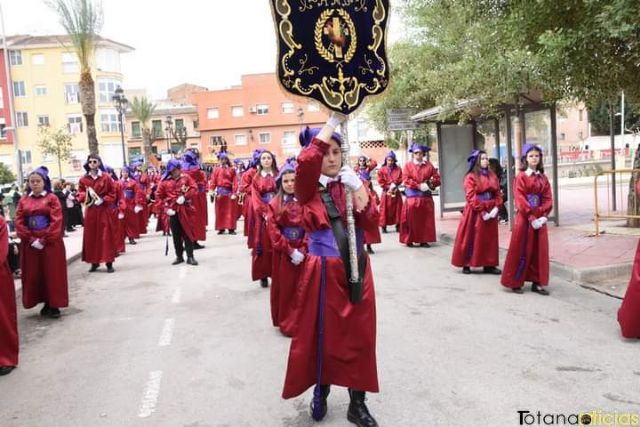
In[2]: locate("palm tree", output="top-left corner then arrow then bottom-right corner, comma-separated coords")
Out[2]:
48,0 -> 103,155
130,96 -> 157,160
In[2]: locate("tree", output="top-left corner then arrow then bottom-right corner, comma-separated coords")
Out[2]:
47,0 -> 103,156
37,126 -> 73,179
0,163 -> 16,184
129,96 -> 156,161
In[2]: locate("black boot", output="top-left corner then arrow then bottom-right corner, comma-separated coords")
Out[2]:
186,256 -> 199,266
483,266 -> 501,275
381,226 -> 387,234
89,263 -> 99,272
395,224 -> 400,232
228,229 -> 237,235
462,266 -> 471,274
0,366 -> 15,376
217,230 -> 225,235
40,303 -> 51,317
347,389 -> 378,427
193,242 -> 205,250
260,278 -> 269,288
366,244 -> 375,254
106,262 -> 115,273
310,384 -> 331,421
128,238 -> 137,245
531,282 -> 549,295
420,242 -> 431,248
48,307 -> 61,319
172,256 -> 185,265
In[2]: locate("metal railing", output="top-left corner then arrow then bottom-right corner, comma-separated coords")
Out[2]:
594,168 -> 640,236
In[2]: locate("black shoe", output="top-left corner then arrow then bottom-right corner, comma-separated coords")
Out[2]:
193,242 -> 205,250
217,230 -> 225,235
260,278 -> 269,288
40,303 -> 51,317
483,266 -> 502,275
512,287 -> 524,294
172,257 -> 185,265
228,229 -> 237,235
128,238 -> 137,245
0,366 -> 16,376
48,308 -> 61,319
381,226 -> 387,234
420,243 -> 431,248
366,244 -> 375,254
310,384 -> 331,421
106,263 -> 115,273
66,228 -> 75,232
462,267 -> 471,274
89,263 -> 99,272
531,283 -> 549,295
186,257 -> 198,266
347,389 -> 378,427
406,243 -> 415,248
395,224 -> 400,232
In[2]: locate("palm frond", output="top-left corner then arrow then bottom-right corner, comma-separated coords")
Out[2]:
130,96 -> 157,126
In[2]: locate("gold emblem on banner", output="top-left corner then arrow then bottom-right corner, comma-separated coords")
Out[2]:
314,9 -> 357,64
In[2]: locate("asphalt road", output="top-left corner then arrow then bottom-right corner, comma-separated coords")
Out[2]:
1,223 -> 639,426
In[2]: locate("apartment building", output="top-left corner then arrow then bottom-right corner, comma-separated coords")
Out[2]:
1,35 -> 133,179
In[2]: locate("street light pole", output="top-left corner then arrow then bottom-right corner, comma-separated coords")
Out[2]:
165,115 -> 173,154
112,86 -> 129,166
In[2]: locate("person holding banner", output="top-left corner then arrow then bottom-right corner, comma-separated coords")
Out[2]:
451,150 -> 503,274
282,115 -> 379,427
500,144 -> 553,294
16,167 -> 68,318
377,151 -> 403,233
77,155 -> 117,273
400,143 -> 441,247
209,152 -> 238,235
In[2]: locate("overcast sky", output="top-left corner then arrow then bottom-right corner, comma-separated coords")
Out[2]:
3,0 -> 403,99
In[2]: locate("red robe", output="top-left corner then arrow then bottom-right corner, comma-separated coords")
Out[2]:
240,168 -> 257,247
400,161 -> 441,244
282,138 -> 379,399
112,180 -> 126,255
0,217 -> 18,367
267,195 -> 306,336
377,164 -> 403,226
77,172 -> 117,264
210,166 -> 239,231
16,192 -> 68,309
501,171 -> 553,288
120,178 -> 143,239
363,185 -> 382,245
451,171 -> 503,267
250,172 -> 277,281
135,172 -> 150,235
618,240 -> 640,338
156,173 -> 198,241
184,167 -> 208,241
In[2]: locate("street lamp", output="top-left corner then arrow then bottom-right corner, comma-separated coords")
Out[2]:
164,115 -> 173,154
112,86 -> 129,165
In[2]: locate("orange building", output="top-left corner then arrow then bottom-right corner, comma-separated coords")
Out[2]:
192,73 -> 329,163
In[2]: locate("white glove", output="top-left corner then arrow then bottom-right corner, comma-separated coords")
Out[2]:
538,216 -> 548,226
118,212 -> 125,220
419,183 -> 430,192
338,166 -> 363,191
482,212 -> 491,221
489,207 -> 499,219
389,183 -> 397,190
230,194 -> 237,200
531,218 -> 542,230
31,239 -> 44,250
134,205 -> 143,213
167,209 -> 176,216
290,249 -> 305,265
176,195 -> 185,205
94,197 -> 103,206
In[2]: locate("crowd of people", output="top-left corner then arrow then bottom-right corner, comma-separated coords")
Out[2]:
0,113 -> 638,427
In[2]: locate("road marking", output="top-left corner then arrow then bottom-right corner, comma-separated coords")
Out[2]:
171,287 -> 182,304
158,318 -> 175,347
138,370 -> 162,418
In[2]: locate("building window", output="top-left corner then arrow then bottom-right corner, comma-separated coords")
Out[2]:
0,118 -> 5,138
259,133 -> 271,144
16,112 -> 28,127
282,102 -> 295,113
35,85 -> 48,96
38,115 -> 50,127
174,119 -> 184,130
31,54 -> 45,65
579,109 -> 584,122
100,109 -> 119,133
96,48 -> 121,73
207,108 -> 219,119
209,136 -> 224,146
152,120 -> 162,138
98,78 -> 121,103
256,104 -> 269,115
193,120 -> 199,130
67,115 -> 83,134
231,106 -> 244,117
61,52 -> 80,73
9,50 -> 22,65
20,150 -> 32,164
282,131 -> 296,149
131,121 -> 141,138
234,134 -> 247,145
13,81 -> 26,97
64,83 -> 80,104
308,102 -> 320,112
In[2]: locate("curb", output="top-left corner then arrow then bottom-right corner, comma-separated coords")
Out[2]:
14,248 -> 82,294
439,232 -> 632,285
